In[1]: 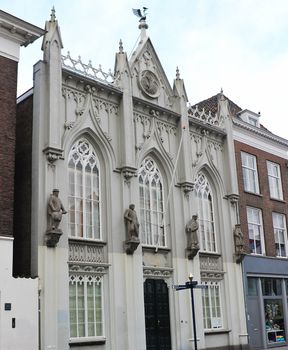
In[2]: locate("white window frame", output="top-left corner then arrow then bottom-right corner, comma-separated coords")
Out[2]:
69,274 -> 105,341
201,282 -> 223,330
138,157 -> 166,247
273,212 -> 287,258
247,206 -> 265,255
267,161 -> 283,200
194,172 -> 217,253
68,139 -> 101,240
241,152 -> 260,194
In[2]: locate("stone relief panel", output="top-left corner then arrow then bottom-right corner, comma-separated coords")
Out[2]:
199,253 -> 224,282
62,85 -> 119,144
133,111 -> 178,157
69,241 -> 105,264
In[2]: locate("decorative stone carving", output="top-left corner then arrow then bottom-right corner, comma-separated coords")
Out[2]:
234,224 -> 246,263
139,70 -> 160,98
69,242 -> 105,264
185,215 -> 200,259
124,204 -> 140,254
45,189 -> 67,247
143,266 -> 173,280
43,146 -> 63,165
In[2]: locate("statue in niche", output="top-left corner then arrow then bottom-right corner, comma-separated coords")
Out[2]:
185,215 -> 200,259
124,204 -> 140,254
46,189 -> 67,247
234,224 -> 246,263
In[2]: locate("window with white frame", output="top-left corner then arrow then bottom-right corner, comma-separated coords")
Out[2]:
68,139 -> 101,240
194,172 -> 217,252
69,275 -> 104,339
241,152 -> 260,194
138,157 -> 166,247
247,207 -> 265,254
267,161 -> 283,200
273,212 -> 287,257
202,282 -> 223,330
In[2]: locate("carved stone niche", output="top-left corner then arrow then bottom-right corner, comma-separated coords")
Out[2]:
45,229 -> 63,248
124,237 -> 140,255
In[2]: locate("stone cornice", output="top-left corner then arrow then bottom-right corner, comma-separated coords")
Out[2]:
233,117 -> 288,147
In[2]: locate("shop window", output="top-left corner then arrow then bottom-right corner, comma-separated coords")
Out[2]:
261,278 -> 282,296
264,299 -> 285,344
247,277 -> 258,296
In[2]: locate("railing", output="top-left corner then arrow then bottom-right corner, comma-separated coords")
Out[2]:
188,104 -> 224,127
61,51 -> 120,87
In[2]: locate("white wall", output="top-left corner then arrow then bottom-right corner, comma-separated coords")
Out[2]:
0,236 -> 38,350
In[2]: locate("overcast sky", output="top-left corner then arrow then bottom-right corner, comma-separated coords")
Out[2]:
2,0 -> 288,139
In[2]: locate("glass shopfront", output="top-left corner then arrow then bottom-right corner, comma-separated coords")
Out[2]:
247,276 -> 288,348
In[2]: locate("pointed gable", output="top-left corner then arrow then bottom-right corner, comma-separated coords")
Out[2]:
129,21 -> 176,111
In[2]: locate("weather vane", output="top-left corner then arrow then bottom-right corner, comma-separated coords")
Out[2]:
132,7 -> 148,21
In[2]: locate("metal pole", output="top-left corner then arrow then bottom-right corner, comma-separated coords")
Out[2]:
190,285 -> 197,350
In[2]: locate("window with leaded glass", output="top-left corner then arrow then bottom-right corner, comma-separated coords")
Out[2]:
273,213 -> 287,257
69,275 -> 104,339
241,152 -> 260,194
68,139 -> 101,240
202,283 -> 223,330
247,207 -> 265,255
267,161 -> 283,200
138,157 -> 165,247
194,173 -> 217,252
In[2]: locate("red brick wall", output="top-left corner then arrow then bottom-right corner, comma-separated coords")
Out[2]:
234,140 -> 288,257
13,94 -> 33,277
0,56 -> 17,237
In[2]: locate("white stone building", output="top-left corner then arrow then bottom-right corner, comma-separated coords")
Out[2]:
16,10 -> 248,350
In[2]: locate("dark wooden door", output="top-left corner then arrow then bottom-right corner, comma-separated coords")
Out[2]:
144,279 -> 171,350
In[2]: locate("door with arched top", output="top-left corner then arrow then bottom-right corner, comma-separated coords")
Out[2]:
144,279 -> 171,350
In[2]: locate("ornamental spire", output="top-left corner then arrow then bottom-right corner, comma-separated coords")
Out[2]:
119,39 -> 124,53
50,6 -> 56,22
176,66 -> 180,80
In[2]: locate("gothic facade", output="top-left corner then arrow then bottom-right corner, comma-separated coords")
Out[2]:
15,12 -> 248,350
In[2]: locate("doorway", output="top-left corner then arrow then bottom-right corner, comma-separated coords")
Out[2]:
144,279 -> 171,350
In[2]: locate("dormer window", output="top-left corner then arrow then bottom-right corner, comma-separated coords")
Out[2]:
238,109 -> 260,128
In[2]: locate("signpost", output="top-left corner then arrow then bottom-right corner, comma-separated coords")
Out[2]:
174,274 -> 207,350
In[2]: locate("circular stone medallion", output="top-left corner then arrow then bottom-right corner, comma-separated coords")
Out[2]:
139,70 -> 160,98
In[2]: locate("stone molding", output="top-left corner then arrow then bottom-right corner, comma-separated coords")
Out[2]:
69,240 -> 105,264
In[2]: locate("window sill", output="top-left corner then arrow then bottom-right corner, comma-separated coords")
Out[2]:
199,251 -> 221,257
269,197 -> 285,203
69,337 -> 106,346
142,245 -> 171,253
243,190 -> 262,197
68,237 -> 107,246
204,329 -> 231,335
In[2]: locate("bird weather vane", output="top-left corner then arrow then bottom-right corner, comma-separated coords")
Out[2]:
132,7 -> 148,21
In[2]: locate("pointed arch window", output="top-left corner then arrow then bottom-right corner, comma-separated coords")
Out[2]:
138,157 -> 166,247
194,172 -> 217,252
68,139 -> 101,240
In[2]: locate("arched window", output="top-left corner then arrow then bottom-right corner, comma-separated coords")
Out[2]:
194,172 -> 216,252
68,139 -> 100,239
138,157 -> 166,247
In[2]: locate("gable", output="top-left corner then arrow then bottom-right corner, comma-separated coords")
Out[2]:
129,36 -> 176,111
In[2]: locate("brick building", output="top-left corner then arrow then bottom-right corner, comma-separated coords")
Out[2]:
195,93 -> 288,349
0,9 -> 44,349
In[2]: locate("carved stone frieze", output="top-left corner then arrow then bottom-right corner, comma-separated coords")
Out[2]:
199,253 -> 223,273
69,241 -> 105,264
69,264 -> 108,276
143,266 -> 173,280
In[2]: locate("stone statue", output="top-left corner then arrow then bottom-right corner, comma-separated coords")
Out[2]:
48,189 -> 67,230
234,224 -> 244,254
186,215 -> 200,250
124,204 -> 140,241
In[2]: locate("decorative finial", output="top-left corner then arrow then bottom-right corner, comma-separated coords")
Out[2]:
176,66 -> 180,80
119,39 -> 124,54
132,7 -> 148,22
50,6 -> 56,22
220,87 -> 223,94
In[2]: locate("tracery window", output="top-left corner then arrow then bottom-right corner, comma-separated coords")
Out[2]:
138,157 -> 166,247
68,139 -> 101,240
194,172 -> 216,252
69,275 -> 104,339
